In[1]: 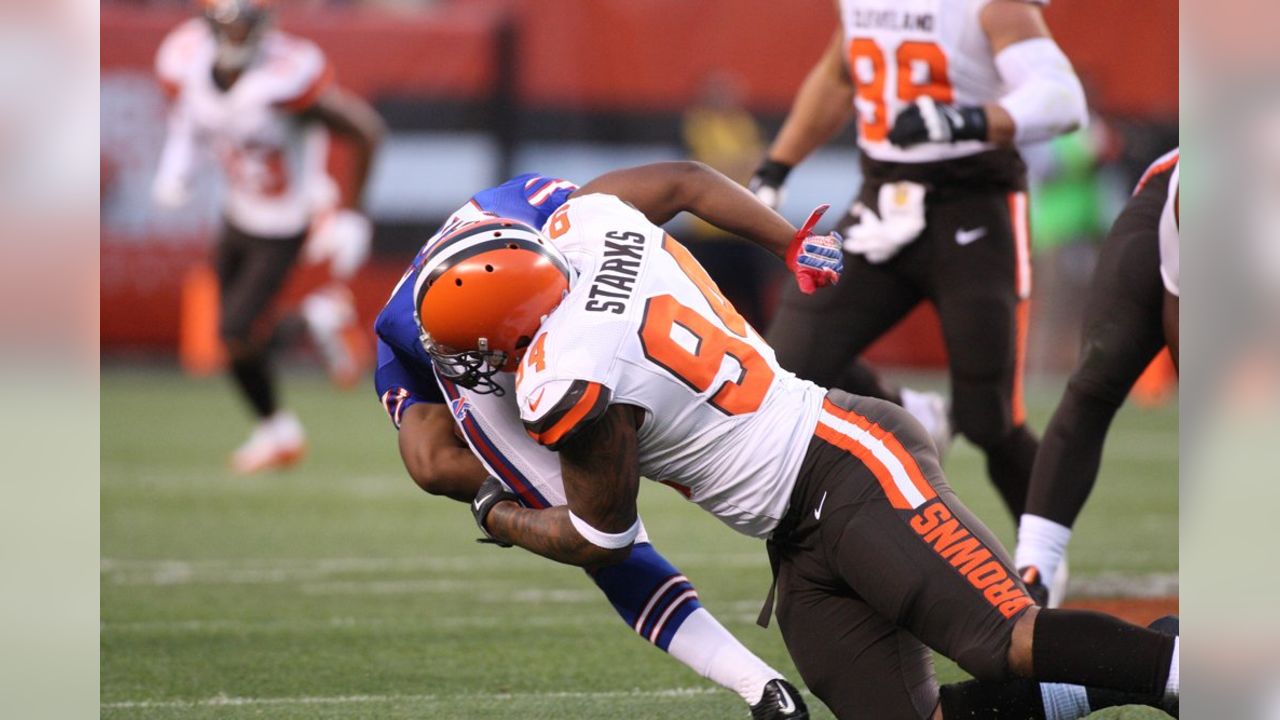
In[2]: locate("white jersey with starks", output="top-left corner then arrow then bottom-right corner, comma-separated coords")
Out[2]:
841,0 -> 1047,163
514,194 -> 826,538
155,18 -> 333,238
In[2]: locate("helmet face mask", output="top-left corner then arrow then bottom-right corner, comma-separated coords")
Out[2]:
421,335 -> 509,396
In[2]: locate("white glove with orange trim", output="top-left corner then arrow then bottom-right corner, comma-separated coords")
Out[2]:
305,208 -> 372,280
842,182 -> 926,264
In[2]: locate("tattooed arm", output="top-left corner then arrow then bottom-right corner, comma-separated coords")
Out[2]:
483,404 -> 643,568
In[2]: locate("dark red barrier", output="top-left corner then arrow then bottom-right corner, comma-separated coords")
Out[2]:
101,4 -> 501,97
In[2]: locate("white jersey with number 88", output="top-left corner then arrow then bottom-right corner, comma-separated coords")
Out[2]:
842,0 -> 1046,163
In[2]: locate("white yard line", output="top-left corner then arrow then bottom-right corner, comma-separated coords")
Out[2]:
1066,572 -> 1178,599
104,613 -> 623,634
100,554 -> 768,587
102,687 -> 722,710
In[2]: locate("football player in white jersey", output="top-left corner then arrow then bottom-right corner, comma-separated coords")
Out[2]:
416,165 -> 1178,718
373,164 -> 845,719
749,0 -> 1088,579
152,0 -> 384,473
1014,149 -> 1179,609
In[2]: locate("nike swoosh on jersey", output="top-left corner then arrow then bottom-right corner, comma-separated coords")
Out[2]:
813,491 -> 828,520
528,388 -> 546,412
955,227 -> 987,245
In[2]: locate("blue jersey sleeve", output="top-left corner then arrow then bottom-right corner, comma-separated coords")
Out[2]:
470,173 -> 578,229
374,338 -> 443,429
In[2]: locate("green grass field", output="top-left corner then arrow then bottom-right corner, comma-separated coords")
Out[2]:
101,367 -> 1176,719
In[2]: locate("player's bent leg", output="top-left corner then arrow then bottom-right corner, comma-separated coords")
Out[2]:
217,224 -> 308,472
775,576 -> 938,720
301,283 -> 370,390
1016,230 -> 1167,589
812,391 -> 1030,683
930,190 -> 1038,519
587,542 -> 787,709
937,291 -> 1037,520
813,392 -> 1177,709
1002,606 -> 1178,709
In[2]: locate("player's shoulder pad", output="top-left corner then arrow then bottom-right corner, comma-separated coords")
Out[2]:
258,31 -> 334,112
539,192 -> 655,261
155,17 -> 209,98
519,377 -> 613,451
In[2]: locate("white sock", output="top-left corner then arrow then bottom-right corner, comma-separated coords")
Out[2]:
1165,637 -> 1179,700
901,388 -> 942,435
1015,514 -> 1072,585
665,608 -> 783,706
1039,683 -> 1091,720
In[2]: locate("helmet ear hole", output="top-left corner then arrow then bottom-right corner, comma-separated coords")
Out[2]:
455,278 -> 463,286
485,264 -> 494,272
515,335 -> 532,351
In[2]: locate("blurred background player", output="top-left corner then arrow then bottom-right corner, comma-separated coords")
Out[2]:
152,0 -> 384,473
1015,149 -> 1179,605
749,0 -> 1087,553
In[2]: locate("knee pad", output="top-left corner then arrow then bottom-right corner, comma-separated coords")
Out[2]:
1063,350 -> 1133,409
951,394 -> 1013,449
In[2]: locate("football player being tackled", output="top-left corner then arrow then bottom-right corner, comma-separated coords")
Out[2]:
1014,150 -> 1180,606
414,162 -> 1178,719
153,0 -> 385,472
374,164 -> 842,719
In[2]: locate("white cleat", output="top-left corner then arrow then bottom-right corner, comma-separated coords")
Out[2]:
231,411 -> 306,474
901,388 -> 952,458
302,286 -> 370,390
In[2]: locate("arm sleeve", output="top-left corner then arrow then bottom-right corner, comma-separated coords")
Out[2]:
374,339 -> 444,429
994,37 -> 1088,145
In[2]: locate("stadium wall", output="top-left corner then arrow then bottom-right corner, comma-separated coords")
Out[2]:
100,0 -> 1176,358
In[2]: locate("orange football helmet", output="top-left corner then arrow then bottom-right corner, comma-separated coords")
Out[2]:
201,0 -> 273,72
414,218 -> 572,394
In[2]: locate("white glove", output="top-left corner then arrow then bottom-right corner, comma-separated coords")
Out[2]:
306,209 -> 373,280
151,173 -> 191,209
842,181 -> 927,264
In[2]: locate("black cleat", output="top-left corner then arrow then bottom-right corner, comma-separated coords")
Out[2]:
1148,614 -> 1179,636
751,679 -> 809,719
1019,566 -> 1050,607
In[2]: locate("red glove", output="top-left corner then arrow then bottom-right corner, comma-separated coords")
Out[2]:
785,204 -> 843,294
